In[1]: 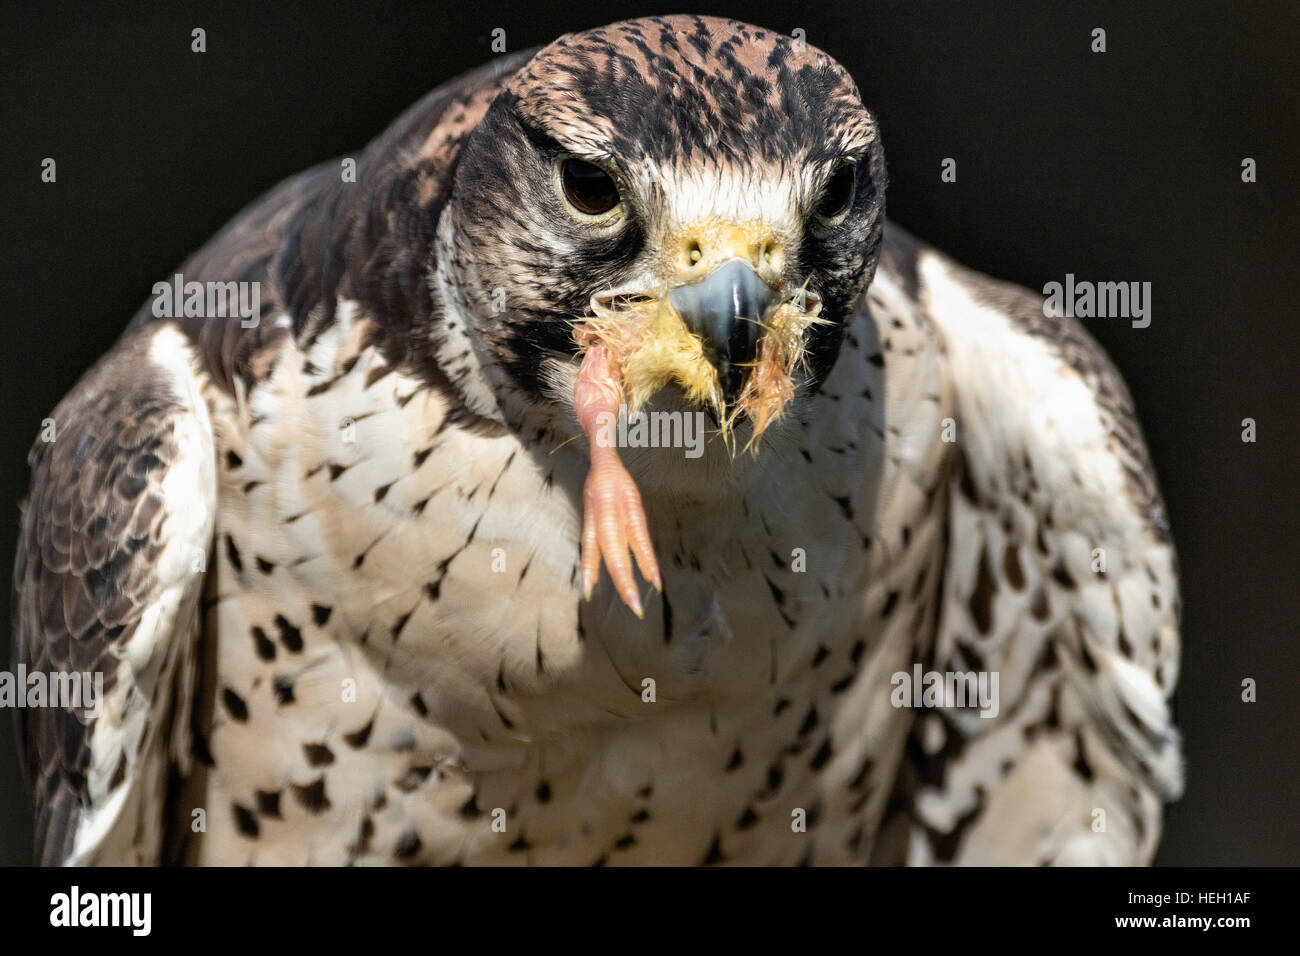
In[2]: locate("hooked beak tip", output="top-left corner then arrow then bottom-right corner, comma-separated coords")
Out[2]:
668,259 -> 778,400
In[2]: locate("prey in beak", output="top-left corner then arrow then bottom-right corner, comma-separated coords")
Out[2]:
570,219 -> 825,615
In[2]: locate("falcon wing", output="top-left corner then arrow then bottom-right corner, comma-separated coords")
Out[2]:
882,226 -> 1183,864
14,325 -> 216,865
13,48 -> 541,866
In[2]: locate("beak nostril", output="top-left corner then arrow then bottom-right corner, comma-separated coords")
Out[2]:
685,239 -> 703,266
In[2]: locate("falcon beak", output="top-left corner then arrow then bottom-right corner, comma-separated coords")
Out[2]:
667,223 -> 784,402
669,259 -> 776,401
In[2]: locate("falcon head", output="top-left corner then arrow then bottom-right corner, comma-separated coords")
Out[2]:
443,15 -> 885,445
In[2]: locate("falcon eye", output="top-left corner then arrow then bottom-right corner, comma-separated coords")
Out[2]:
814,162 -> 857,224
559,158 -> 622,217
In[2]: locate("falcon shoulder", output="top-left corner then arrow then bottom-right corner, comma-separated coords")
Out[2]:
131,48 -> 541,394
879,225 -> 1182,864
14,325 -> 216,864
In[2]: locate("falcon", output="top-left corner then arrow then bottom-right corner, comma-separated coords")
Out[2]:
14,15 -> 1182,866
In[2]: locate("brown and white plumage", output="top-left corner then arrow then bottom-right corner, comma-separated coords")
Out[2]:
14,15 -> 1180,866
878,233 -> 1182,864
16,328 -> 215,865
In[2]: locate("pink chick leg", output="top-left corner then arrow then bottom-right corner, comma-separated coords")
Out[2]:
573,342 -> 662,617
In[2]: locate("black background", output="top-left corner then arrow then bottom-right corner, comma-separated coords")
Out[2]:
1,0 -> 1296,866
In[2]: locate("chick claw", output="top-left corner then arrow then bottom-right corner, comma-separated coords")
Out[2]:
574,341 -> 662,617
580,452 -> 660,616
